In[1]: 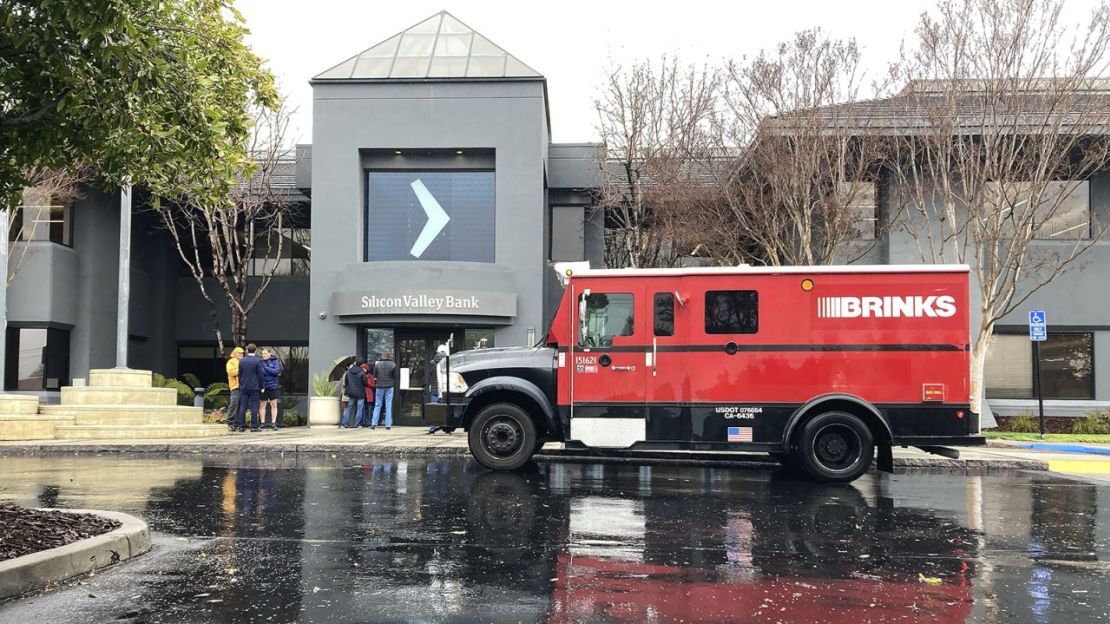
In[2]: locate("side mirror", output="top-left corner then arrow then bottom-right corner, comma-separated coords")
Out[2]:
578,290 -> 590,345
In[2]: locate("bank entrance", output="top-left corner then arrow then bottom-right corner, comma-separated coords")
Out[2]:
361,327 -> 494,427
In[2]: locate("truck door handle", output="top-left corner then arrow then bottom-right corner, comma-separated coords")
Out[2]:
599,354 -> 612,367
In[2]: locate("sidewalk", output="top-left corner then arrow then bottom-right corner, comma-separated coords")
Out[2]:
987,439 -> 1110,479
0,426 -> 1053,473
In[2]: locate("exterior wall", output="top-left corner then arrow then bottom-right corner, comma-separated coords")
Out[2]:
882,170 -> 1110,413
308,79 -> 550,381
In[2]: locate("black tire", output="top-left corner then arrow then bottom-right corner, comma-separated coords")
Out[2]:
796,411 -> 874,483
468,403 -> 538,471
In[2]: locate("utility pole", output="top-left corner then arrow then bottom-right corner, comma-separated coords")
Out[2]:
0,210 -> 8,387
115,183 -> 132,369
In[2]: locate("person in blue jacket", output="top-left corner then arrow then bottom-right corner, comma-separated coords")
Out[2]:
236,344 -> 264,432
260,347 -> 284,430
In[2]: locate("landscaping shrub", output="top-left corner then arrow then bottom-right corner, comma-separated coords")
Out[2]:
1007,413 -> 1039,433
1072,409 -> 1110,435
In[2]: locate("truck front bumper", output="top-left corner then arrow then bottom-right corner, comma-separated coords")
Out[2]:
424,399 -> 469,428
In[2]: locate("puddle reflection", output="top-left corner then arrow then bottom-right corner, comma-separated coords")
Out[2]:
0,456 -> 1106,623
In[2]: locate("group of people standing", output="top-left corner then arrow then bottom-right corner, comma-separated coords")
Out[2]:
339,345 -> 451,434
341,351 -> 397,429
225,344 -> 284,432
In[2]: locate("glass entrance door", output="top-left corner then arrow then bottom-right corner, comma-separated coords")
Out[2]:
394,330 -> 451,427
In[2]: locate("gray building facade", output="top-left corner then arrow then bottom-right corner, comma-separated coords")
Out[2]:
7,12 -> 1108,425
303,12 -> 602,424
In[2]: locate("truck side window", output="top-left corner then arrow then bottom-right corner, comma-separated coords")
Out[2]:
579,292 -> 634,347
654,292 -> 674,337
705,290 -> 758,334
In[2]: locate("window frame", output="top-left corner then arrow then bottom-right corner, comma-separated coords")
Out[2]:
364,168 -> 496,263
4,326 -> 70,391
578,291 -> 636,348
703,290 -> 759,335
653,292 -> 675,337
984,331 -> 1095,400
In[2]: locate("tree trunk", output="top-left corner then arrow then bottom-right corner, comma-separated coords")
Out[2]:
968,332 -> 997,429
232,310 -> 247,349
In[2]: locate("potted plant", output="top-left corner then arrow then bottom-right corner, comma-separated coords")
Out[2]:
308,372 -> 341,426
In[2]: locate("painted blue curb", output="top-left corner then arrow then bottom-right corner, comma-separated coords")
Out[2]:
1013,443 -> 1110,456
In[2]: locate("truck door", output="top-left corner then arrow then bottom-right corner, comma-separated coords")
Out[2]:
569,285 -> 647,447
645,289 -> 690,440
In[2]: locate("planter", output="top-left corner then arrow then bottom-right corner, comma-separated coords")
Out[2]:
308,396 -> 341,426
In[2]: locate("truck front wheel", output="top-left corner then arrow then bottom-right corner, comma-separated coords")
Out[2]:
469,403 -> 538,471
796,411 -> 874,483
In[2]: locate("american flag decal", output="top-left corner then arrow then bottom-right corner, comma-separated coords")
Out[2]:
727,427 -> 753,442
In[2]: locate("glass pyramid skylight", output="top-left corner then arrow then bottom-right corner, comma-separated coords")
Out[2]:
314,12 -> 542,80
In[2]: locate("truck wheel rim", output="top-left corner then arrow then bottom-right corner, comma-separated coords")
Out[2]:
485,417 -> 523,457
812,424 -> 861,471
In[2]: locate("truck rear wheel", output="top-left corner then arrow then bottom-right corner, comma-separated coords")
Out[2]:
469,403 -> 538,471
796,411 -> 873,483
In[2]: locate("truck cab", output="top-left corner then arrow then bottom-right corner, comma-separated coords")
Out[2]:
437,264 -> 985,483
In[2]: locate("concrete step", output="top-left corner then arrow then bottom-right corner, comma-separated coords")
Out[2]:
54,424 -> 229,440
40,405 -> 203,426
0,394 -> 40,415
0,414 -> 73,440
87,369 -> 153,389
60,386 -> 179,407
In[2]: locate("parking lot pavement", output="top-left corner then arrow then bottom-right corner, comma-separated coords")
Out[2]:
0,427 -> 1052,472
1,454 -> 1108,623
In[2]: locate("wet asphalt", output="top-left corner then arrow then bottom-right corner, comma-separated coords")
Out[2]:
0,455 -> 1107,623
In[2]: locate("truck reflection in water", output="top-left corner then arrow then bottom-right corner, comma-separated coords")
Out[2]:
522,469 -> 978,624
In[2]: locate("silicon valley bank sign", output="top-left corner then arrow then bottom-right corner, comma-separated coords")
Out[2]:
331,290 -> 516,319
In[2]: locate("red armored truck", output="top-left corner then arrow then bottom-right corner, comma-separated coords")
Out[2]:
435,264 -> 985,482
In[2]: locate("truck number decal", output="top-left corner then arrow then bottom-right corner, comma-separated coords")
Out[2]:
715,406 -> 760,420
575,355 -> 599,374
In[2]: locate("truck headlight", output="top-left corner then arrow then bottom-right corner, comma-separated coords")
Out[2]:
448,372 -> 469,393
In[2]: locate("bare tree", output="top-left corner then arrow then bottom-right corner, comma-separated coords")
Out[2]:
594,57 -> 721,268
7,167 -> 85,285
887,0 -> 1110,417
157,103 -> 304,349
696,29 -> 888,267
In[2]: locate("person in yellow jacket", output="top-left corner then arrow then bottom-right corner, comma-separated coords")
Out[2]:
226,347 -> 245,431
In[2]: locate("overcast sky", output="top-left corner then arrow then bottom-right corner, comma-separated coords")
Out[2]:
234,0 -> 1098,145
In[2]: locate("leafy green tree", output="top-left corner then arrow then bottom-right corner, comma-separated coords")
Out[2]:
0,0 -> 278,209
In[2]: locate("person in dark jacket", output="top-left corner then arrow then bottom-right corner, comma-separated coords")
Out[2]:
371,351 -> 397,430
341,358 -> 368,429
259,348 -> 283,430
427,344 -> 449,434
236,344 -> 264,432
359,361 -> 376,428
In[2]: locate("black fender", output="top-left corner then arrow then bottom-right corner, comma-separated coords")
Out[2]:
782,393 -> 893,447
464,376 -> 560,438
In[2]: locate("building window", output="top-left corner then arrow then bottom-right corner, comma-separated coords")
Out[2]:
705,291 -> 758,335
985,333 -> 1094,399
983,181 -> 1090,240
550,206 -> 585,261
579,293 -> 635,347
4,327 -> 70,391
366,170 -> 495,262
463,329 -> 495,350
10,196 -> 73,247
654,293 -> 674,337
365,329 -> 395,364
248,228 -> 311,276
840,182 -> 877,240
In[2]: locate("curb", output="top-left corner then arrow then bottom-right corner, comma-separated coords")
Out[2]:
0,509 -> 151,600
0,444 -> 1048,472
